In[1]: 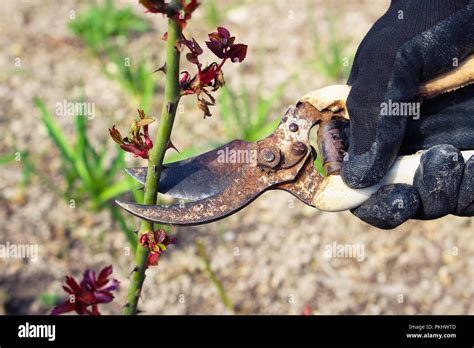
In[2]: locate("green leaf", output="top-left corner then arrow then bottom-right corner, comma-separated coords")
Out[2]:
39,293 -> 62,307
34,97 -> 75,165
91,141 -> 108,176
97,179 -> 137,206
68,0 -> 150,55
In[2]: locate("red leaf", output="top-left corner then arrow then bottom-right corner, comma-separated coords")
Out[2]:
205,40 -> 225,59
64,276 -> 81,295
147,253 -> 160,266
97,265 -> 113,285
186,53 -> 199,65
120,144 -> 148,159
139,0 -> 167,14
227,44 -> 247,63
179,71 -> 191,85
199,64 -> 218,85
154,229 -> 167,244
217,26 -> 230,39
208,32 -> 223,43
183,0 -> 200,14
192,38 -> 203,55
227,36 -> 235,46
50,301 -> 76,315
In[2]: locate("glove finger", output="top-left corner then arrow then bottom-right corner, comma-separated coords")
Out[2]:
413,144 -> 465,219
338,85 -> 474,155
402,114 -> 474,154
419,83 -> 474,117
351,184 -> 420,230
401,84 -> 474,154
455,155 -> 474,216
341,93 -> 408,189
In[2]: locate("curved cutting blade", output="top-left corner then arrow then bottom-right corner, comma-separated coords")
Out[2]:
116,180 -> 263,226
126,140 -> 251,200
116,154 -> 280,225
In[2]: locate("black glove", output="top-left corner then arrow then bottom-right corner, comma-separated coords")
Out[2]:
342,0 -> 474,188
351,144 -> 474,229
342,86 -> 474,229
342,0 -> 474,228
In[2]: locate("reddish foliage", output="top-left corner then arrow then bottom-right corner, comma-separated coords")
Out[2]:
109,109 -> 154,159
140,229 -> 177,267
139,0 -> 200,28
51,265 -> 119,315
179,28 -> 247,117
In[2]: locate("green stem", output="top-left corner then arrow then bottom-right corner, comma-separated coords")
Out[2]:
123,10 -> 182,315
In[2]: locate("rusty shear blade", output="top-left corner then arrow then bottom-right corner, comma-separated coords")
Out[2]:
116,163 -> 268,225
126,140 -> 252,201
115,139 -> 308,225
117,149 -> 324,225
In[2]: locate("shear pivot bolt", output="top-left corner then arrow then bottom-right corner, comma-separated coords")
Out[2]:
262,149 -> 276,162
289,123 -> 299,132
257,147 -> 281,170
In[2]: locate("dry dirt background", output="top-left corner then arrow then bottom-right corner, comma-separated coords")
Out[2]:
0,0 -> 473,315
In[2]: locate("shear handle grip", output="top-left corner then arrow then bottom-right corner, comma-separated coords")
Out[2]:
313,150 -> 474,212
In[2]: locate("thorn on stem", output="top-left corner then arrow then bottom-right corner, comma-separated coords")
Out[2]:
135,288 -> 143,299
167,102 -> 174,114
154,62 -> 167,74
128,266 -> 139,278
174,41 -> 184,52
167,140 -> 180,153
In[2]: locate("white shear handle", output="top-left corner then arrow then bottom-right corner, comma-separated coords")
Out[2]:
314,150 -> 474,212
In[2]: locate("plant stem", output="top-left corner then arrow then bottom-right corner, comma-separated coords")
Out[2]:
123,9 -> 182,315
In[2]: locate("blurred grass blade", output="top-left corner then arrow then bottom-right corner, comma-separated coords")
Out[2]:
240,83 -> 252,126
97,179 -> 139,206
247,118 -> 280,142
109,206 -> 138,250
73,98 -> 96,193
34,97 -> 75,164
92,141 -> 109,175
0,153 -> 17,165
196,241 -> 234,312
205,0 -> 220,27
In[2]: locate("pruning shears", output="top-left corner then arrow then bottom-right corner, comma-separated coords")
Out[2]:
116,56 -> 474,226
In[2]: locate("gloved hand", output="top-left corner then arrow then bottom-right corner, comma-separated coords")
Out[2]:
342,0 -> 474,228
